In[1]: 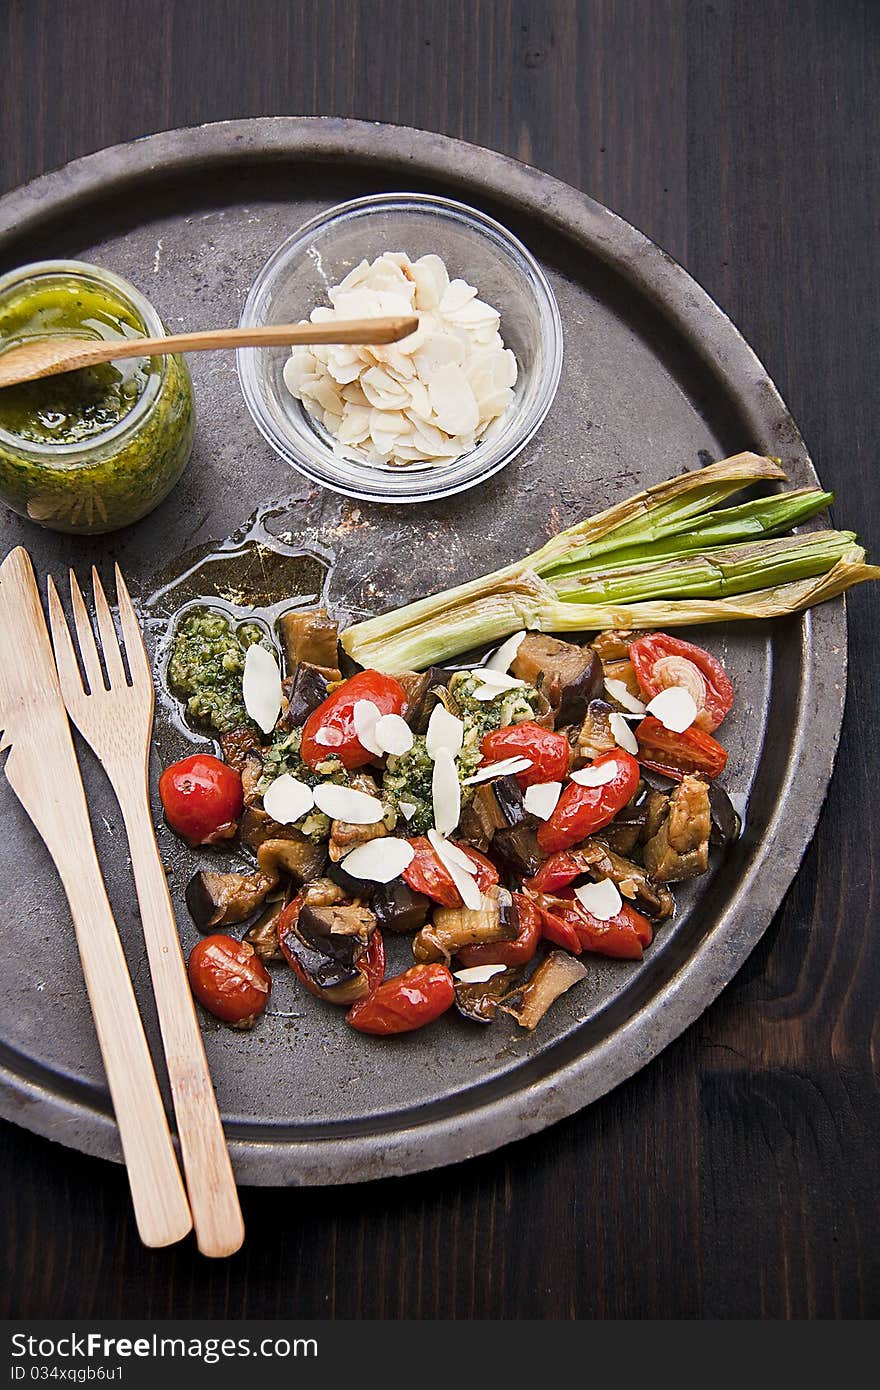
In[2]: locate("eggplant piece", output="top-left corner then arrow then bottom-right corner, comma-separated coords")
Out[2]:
492,822 -> 544,879
277,607 -> 340,677
458,774 -> 528,849
577,838 -> 674,920
397,666 -> 451,733
511,633 -> 602,725
301,877 -> 349,907
186,867 -> 277,930
576,699 -> 618,763
328,772 -> 389,862
454,964 -> 525,1024
245,897 -> 289,962
256,836 -> 327,883
325,857 -> 375,900
590,629 -> 650,662
241,751 -> 265,806
642,775 -> 711,882
600,786 -> 669,857
500,951 -> 588,1030
279,895 -> 375,999
372,879 -> 430,934
280,662 -> 331,728
413,885 -> 517,963
219,725 -> 263,773
709,782 -> 742,847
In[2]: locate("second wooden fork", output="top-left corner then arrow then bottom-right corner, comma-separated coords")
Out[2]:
48,564 -> 244,1259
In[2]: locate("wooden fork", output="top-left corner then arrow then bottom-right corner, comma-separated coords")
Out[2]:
48,565 -> 244,1259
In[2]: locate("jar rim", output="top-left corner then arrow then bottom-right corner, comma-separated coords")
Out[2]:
0,259 -> 167,460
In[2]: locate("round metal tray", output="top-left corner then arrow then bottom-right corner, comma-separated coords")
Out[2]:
0,118 -> 845,1185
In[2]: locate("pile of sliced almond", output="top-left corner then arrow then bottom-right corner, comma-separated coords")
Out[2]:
283,251 -> 518,468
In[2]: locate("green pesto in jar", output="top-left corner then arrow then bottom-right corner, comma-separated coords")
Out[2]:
0,262 -> 195,534
168,609 -> 266,735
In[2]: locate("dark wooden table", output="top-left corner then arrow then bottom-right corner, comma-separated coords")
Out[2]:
1,0 -> 877,1319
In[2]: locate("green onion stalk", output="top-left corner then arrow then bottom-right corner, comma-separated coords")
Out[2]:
341,453 -> 880,672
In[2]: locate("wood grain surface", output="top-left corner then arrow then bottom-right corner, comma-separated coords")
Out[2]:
1,0 -> 877,1318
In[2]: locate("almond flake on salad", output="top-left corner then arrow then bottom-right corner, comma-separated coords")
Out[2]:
312,783 -> 385,824
523,780 -> 563,820
432,746 -> 461,835
262,774 -> 314,825
341,837 -> 415,883
645,685 -> 698,733
485,629 -> 526,672
604,678 -> 647,714
608,712 -> 639,754
571,761 -> 619,788
425,703 -> 464,758
242,643 -> 282,735
453,964 -> 508,984
463,755 -> 533,785
575,878 -> 623,921
373,712 -> 414,756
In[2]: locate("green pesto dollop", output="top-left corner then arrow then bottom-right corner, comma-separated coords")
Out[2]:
168,610 -> 266,735
0,271 -> 194,534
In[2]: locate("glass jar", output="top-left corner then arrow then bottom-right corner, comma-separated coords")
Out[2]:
0,260 -> 195,534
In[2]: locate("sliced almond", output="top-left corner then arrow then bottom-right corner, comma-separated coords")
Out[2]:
341,837 -> 414,883
262,774 -> 315,825
463,756 -> 532,785
645,686 -> 698,733
242,643 -> 282,735
427,828 -> 478,875
609,712 -> 639,754
425,704 -> 464,759
374,712 -> 414,756
604,678 -> 647,714
523,781 -> 562,820
571,761 -> 619,788
485,630 -> 526,673
574,878 -> 623,922
313,783 -> 385,824
352,698 -> 384,756
429,832 -> 482,909
432,747 -> 461,836
453,964 -> 507,984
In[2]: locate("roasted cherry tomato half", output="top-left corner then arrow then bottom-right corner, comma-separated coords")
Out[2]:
629,633 -> 733,732
456,892 -> 542,969
277,895 -> 386,1003
402,837 -> 499,908
480,721 -> 570,788
187,934 -> 271,1026
536,749 -> 641,854
525,851 -> 591,895
158,754 -> 244,847
634,715 -> 728,781
346,963 -> 455,1035
533,893 -> 653,961
300,669 -> 408,770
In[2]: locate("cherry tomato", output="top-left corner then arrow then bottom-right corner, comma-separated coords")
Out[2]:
402,837 -> 499,908
536,749 -> 640,854
301,669 -> 408,770
159,754 -> 243,846
635,716 -> 727,781
187,934 -> 271,1026
525,851 -> 589,895
480,721 -> 570,788
278,895 -> 385,1003
629,633 -> 733,732
533,893 -> 652,961
456,893 -> 541,968
346,963 -> 455,1035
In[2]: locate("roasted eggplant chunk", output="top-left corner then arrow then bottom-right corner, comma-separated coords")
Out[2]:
458,774 -> 528,849
642,775 -> 711,882
256,836 -> 327,882
277,608 -> 340,678
280,662 -> 331,728
454,964 -> 524,1023
219,725 -> 263,774
576,699 -> 618,763
245,896 -> 290,962
396,667 -> 451,732
413,885 -> 517,963
492,822 -> 544,879
708,782 -> 742,847
279,891 -> 377,1002
511,633 -> 602,724
500,951 -> 588,1030
575,838 -> 674,920
186,867 -> 277,930
372,879 -> 430,933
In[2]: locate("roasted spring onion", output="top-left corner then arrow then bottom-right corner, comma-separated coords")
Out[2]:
341,453 -> 879,671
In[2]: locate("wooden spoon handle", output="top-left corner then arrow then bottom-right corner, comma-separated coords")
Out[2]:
91,315 -> 419,362
55,848 -> 193,1249
118,784 -> 244,1258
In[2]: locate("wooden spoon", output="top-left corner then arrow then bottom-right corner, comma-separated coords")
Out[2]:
0,315 -> 419,389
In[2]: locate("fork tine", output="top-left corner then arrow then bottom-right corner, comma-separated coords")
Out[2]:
91,567 -> 127,687
47,574 -> 88,703
113,564 -> 151,686
66,571 -> 105,696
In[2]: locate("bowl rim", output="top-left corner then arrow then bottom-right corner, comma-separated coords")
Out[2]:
236,190 -> 563,503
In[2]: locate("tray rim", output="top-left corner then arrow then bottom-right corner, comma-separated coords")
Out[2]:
0,117 -> 846,1186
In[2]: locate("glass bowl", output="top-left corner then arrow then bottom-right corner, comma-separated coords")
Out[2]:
237,193 -> 563,504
